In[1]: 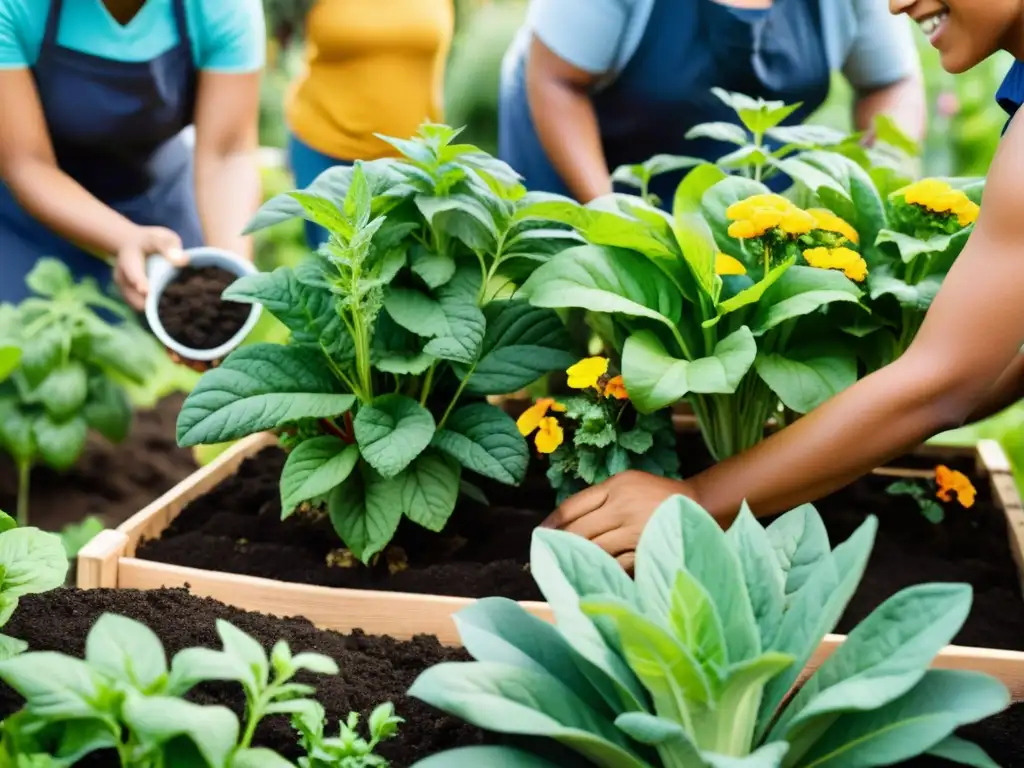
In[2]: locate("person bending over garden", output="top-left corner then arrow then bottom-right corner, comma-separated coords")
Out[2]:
498,0 -> 927,207
0,0 -> 264,309
280,0 -> 455,249
543,0 -> 1024,570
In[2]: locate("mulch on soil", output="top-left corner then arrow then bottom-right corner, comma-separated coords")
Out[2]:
0,587 -> 479,767
157,266 -> 251,350
0,395 -> 196,533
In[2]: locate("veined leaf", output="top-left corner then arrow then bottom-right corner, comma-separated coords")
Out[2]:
712,257 -> 794,321
387,448 -> 461,532
122,693 -> 239,768
874,228 -> 970,265
765,505 -> 830,603
751,267 -> 862,335
279,437 -> 359,516
634,496 -> 688,625
83,377 -> 132,443
673,164 -> 728,299
686,122 -> 750,146
410,245 -> 457,289
867,270 -> 942,312
668,570 -> 728,677
85,614 -> 167,692
352,394 -> 435,479
35,362 -> 87,421
34,413 -> 87,471
703,742 -> 790,768
433,404 -> 528,485
327,465 -> 403,563
800,151 -> 887,247
925,736 -> 999,768
614,711 -> 701,760
754,343 -> 857,414
411,747 -> 564,768
176,345 -> 356,447
0,528 -> 68,597
727,504 -> 785,651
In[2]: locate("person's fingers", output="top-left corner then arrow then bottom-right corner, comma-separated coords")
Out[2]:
119,245 -> 149,299
540,483 -> 608,529
561,507 -> 620,541
615,552 -> 636,574
592,528 -> 633,558
114,261 -> 146,311
155,229 -> 187,267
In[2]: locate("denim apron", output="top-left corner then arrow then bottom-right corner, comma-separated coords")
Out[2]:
499,0 -> 831,205
0,0 -> 204,304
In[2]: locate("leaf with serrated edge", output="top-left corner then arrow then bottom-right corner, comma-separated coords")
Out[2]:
432,404 -> 528,485
280,437 -> 360,516
353,394 -> 436,479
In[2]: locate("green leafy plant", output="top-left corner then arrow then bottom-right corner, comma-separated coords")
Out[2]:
57,515 -> 106,558
293,700 -> 402,767
887,463 -> 977,525
0,510 -> 68,661
409,496 -> 1008,767
0,613 -> 396,767
887,480 -> 946,524
520,169 -> 864,460
176,124 -> 578,563
0,258 -> 159,526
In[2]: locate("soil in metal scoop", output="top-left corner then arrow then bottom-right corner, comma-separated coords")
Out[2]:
157,266 -> 250,350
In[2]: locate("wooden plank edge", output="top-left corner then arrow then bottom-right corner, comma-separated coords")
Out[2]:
978,439 -> 1024,602
77,530 -> 129,589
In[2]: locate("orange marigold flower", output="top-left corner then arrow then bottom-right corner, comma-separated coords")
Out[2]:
516,397 -> 566,437
567,357 -> 609,390
808,208 -> 860,244
936,465 -> 976,508
715,252 -> 747,276
604,375 -> 628,400
535,416 -> 564,454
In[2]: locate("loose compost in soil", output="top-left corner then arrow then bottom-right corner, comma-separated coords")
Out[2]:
0,588 -> 480,767
0,396 -> 196,532
157,266 -> 250,350
138,432 -> 1024,654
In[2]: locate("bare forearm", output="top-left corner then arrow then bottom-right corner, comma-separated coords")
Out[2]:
4,158 -> 136,258
526,79 -> 611,203
854,73 -> 927,142
194,149 -> 260,259
690,356 -> 961,521
964,353 -> 1024,423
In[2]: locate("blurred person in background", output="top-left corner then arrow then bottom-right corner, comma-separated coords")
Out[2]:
283,0 -> 455,249
0,0 -> 265,309
499,0 -> 927,205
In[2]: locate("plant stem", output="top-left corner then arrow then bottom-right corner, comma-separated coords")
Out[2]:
438,369 -> 473,429
753,131 -> 765,183
239,699 -> 263,750
16,461 -> 29,528
419,364 -> 436,406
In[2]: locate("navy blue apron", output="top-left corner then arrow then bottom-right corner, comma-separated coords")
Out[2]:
499,0 -> 831,205
997,60 -> 1024,132
0,0 -> 204,304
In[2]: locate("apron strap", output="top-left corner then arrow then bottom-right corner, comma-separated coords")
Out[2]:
42,0 -> 65,48
171,0 -> 195,65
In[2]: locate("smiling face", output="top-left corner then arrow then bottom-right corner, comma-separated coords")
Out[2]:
890,0 -> 1024,73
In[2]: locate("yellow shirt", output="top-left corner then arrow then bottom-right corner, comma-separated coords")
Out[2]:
286,0 -> 454,161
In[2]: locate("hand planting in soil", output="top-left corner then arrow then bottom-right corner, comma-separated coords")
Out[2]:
517,356 -> 680,505
410,497 -> 1009,767
887,465 -> 977,524
0,613 -> 399,767
157,266 -> 253,351
176,124 -> 583,563
0,258 -> 163,528
0,510 -> 67,660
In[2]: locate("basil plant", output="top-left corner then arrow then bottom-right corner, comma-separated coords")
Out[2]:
0,259 -> 157,526
520,167 -> 865,461
410,497 -> 1008,768
177,124 -> 578,563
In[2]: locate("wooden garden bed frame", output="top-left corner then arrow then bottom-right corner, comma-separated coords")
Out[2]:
78,431 -> 1024,700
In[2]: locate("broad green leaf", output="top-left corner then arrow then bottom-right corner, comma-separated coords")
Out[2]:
752,267 -> 862,335
800,152 -> 887,247
385,448 -> 461,531
122,693 -> 238,768
633,496 -> 688,624
416,193 -> 499,251
384,288 -> 449,337
412,747 -> 562,768
776,583 -> 973,744
773,157 -> 849,202
287,191 -> 349,234
85,328 -> 157,385
0,653 -> 102,718
925,736 -> 999,768
279,437 -> 359,516
457,301 -> 575,395
328,465 -> 403,563
0,528 -> 67,597
85,614 -> 167,692
614,711 -> 699,752
712,257 -> 795,321
408,661 -> 648,767
867,271 -> 941,312
422,298 -> 486,365
176,345 -> 356,446
686,121 -> 750,145
0,400 -> 36,464
668,569 -> 728,675
796,670 -> 1008,768
703,742 -> 790,768
612,155 -> 703,189
754,344 -> 857,414
673,164 -> 728,299
874,229 -> 969,265
83,377 -> 132,444
765,505 -> 830,601
35,363 -> 87,421
757,517 -> 878,735
0,344 -> 20,383
454,597 -> 614,715
232,748 -> 299,768
372,311 -> 435,375
410,245 -> 457,289
215,619 -> 269,694
766,125 -> 847,148
519,245 -> 682,327
19,327 -> 64,389
353,394 -> 435,478
622,328 -> 757,412
33,414 -> 87,471
433,404 -> 528,485
25,259 -> 73,297
0,513 -> 16,535
727,504 -> 785,651
710,89 -> 800,134
167,647 -> 249,696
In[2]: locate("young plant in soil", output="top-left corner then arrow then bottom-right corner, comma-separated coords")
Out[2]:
176,124 -> 579,563
409,497 -> 1009,768
887,464 -> 977,525
520,173 -> 865,460
0,510 -> 67,660
516,357 -> 679,505
0,613 -> 399,767
0,258 -> 160,527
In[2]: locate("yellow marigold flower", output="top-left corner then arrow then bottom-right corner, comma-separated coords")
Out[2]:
726,193 -> 792,220
604,375 -> 628,400
808,209 -> 860,244
956,200 -> 980,226
534,416 -> 564,454
749,208 -> 784,232
727,219 -> 761,239
901,178 -> 952,208
516,397 -> 566,437
803,246 -> 868,283
779,207 -> 816,236
715,252 -> 747,276
936,465 -> 976,508
567,357 -> 609,390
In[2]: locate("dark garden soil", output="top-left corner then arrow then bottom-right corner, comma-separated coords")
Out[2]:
157,266 -> 250,350
0,587 -> 480,767
0,395 -> 196,533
